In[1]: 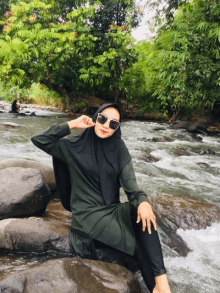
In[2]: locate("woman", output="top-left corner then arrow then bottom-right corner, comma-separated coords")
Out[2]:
31,103 -> 171,293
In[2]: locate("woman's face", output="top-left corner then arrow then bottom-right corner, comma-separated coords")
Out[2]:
94,107 -> 120,139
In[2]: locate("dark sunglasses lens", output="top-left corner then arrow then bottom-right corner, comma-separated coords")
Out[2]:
97,114 -> 107,125
109,120 -> 120,130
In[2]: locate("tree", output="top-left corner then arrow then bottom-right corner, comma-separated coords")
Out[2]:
0,0 -> 137,103
123,0 -> 220,112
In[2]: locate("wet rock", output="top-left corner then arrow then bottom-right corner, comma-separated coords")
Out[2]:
151,194 -> 220,256
0,258 -> 141,293
139,137 -> 173,143
170,121 -> 189,129
17,112 -> 26,116
153,127 -> 166,131
29,112 -> 36,116
191,133 -> 203,141
187,123 -> 209,135
0,217 -> 71,254
200,149 -> 216,155
44,198 -> 72,225
139,154 -> 159,163
172,147 -> 190,157
2,122 -> 22,128
196,162 -> 210,168
151,193 -> 220,232
0,167 -> 51,220
0,159 -> 56,190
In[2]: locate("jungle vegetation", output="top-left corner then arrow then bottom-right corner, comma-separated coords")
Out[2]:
0,0 -> 219,115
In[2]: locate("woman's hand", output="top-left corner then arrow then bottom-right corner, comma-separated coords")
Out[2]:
136,202 -> 157,234
68,115 -> 96,129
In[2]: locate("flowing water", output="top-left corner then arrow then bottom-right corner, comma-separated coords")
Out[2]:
0,105 -> 220,292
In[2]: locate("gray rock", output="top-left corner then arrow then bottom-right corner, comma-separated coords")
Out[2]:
187,123 -> 209,135
0,217 -> 71,254
196,162 -> 210,168
0,258 -> 141,293
0,167 -> 51,220
151,193 -> 220,255
200,149 -> 216,155
150,193 -> 220,257
170,121 -> 189,129
0,159 -> 56,190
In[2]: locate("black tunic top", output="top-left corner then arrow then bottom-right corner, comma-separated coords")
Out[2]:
31,122 -> 148,256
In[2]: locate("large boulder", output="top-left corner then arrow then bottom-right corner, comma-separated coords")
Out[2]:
0,167 -> 51,220
151,193 -> 220,231
0,258 -> 141,293
0,159 -> 56,190
0,217 -> 71,254
170,120 -> 189,129
150,193 -> 220,257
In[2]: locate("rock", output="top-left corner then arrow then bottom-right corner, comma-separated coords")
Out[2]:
17,112 -> 26,116
151,193 -> 220,232
200,149 -> 216,155
0,258 -> 141,293
170,121 -> 189,129
191,133 -> 203,141
150,194 -> 220,256
0,159 -> 56,190
29,112 -> 36,116
172,147 -> 190,156
187,123 -> 209,135
44,198 -> 72,224
139,137 -> 173,143
139,154 -> 159,163
0,167 -> 51,220
0,217 -> 71,254
196,162 -> 210,168
2,122 -> 22,128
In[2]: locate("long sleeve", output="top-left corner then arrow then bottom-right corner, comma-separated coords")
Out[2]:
119,160 -> 148,209
31,122 -> 71,162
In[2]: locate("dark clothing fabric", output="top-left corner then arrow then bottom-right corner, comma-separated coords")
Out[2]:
31,122 -> 148,256
53,103 -> 131,208
73,206 -> 167,293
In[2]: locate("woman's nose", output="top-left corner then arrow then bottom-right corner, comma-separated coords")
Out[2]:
103,121 -> 109,128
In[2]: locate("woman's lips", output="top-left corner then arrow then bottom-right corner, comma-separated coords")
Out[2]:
101,130 -> 108,134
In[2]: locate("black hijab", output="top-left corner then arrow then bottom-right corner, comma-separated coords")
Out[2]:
53,103 -> 131,211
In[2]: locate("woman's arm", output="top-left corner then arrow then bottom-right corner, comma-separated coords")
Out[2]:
119,160 -> 148,208
119,160 -> 157,233
31,122 -> 71,161
31,116 -> 95,161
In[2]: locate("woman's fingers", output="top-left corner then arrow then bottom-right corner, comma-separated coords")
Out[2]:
136,212 -> 141,224
81,116 -> 95,128
140,214 -> 157,234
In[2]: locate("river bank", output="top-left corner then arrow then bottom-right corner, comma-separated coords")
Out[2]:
1,99 -> 220,135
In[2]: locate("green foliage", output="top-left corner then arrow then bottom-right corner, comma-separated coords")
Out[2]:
1,81 -> 63,107
0,0 -> 137,103
125,0 -> 220,112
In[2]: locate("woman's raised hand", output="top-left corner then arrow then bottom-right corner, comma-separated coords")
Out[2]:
137,202 -> 157,234
68,115 -> 96,129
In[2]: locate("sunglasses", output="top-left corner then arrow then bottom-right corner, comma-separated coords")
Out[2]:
96,113 -> 121,131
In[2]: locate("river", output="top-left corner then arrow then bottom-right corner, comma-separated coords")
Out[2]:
0,105 -> 220,293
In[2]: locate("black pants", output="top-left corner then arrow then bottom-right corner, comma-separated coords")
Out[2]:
70,206 -> 166,293
130,205 -> 166,292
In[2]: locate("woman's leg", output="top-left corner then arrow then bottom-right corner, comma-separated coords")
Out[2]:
130,205 -> 168,293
